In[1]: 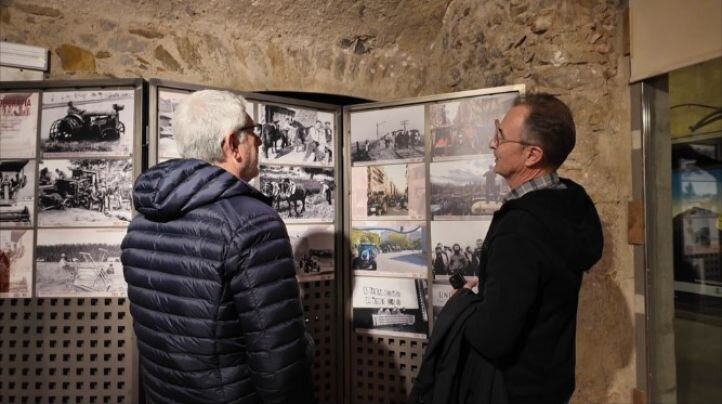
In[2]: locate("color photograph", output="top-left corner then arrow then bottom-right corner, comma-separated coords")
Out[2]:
351,163 -> 425,221
351,221 -> 427,278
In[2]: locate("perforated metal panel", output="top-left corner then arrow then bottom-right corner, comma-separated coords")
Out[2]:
350,334 -> 426,404
0,297 -> 135,403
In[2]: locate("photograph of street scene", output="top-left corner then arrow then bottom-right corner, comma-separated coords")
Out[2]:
429,92 -> 517,159
0,92 -> 39,159
0,159 -> 35,226
351,163 -> 425,220
352,276 -> 429,339
40,90 -> 135,157
430,156 -> 507,218
430,219 -> 491,279
0,229 -> 33,298
37,159 -> 133,227
157,89 -> 190,161
286,224 -> 335,281
351,221 -> 427,278
259,164 -> 334,222
350,105 -> 424,164
35,228 -> 127,298
259,104 -> 334,166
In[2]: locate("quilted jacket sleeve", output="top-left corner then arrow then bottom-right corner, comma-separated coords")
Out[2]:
226,212 -> 316,404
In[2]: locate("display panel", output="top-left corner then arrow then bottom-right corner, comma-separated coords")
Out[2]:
352,276 -> 429,338
0,92 -> 39,159
259,103 -> 334,166
37,158 -> 132,227
350,105 -> 425,165
35,227 -> 127,298
350,221 -> 427,278
0,228 -> 33,298
40,89 -> 135,158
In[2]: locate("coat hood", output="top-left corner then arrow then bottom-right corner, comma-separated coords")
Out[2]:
503,178 -> 604,273
132,159 -> 270,222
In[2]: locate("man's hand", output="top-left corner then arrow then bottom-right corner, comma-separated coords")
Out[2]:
463,278 -> 478,290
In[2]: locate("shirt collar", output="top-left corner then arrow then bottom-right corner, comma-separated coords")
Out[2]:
503,172 -> 563,203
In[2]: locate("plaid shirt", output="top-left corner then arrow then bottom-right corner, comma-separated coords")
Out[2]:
503,172 -> 566,203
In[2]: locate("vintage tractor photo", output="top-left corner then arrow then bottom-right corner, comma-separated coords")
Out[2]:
49,103 -> 126,142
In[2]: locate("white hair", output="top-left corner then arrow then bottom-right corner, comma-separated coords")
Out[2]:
172,90 -> 249,163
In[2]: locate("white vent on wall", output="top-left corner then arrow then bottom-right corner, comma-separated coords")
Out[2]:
0,41 -> 48,71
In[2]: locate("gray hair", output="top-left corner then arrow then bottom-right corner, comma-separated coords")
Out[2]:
172,90 -> 249,163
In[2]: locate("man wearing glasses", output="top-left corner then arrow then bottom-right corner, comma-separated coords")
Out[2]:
121,90 -> 315,404
462,93 -> 604,404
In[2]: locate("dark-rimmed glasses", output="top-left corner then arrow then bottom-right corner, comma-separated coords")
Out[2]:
493,119 -> 536,147
237,123 -> 263,146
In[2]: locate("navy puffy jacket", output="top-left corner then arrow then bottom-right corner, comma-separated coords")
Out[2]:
121,159 -> 315,404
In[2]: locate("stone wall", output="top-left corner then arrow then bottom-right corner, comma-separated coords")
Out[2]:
1,0 -> 635,402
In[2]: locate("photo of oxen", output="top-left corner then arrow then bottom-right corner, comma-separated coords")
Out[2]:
0,92 -> 39,159
351,163 -> 425,220
259,104 -> 334,166
37,159 -> 133,227
350,105 -> 425,165
429,92 -> 516,160
259,164 -> 335,222
286,224 -> 335,281
40,89 -> 135,157
35,228 -> 126,297
157,89 -> 190,161
430,156 -> 507,218
0,159 -> 35,226
430,220 -> 491,279
350,221 -> 427,278
0,229 -> 33,298
352,276 -> 429,338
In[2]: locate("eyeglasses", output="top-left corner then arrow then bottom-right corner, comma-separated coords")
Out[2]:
237,123 -> 263,146
492,119 -> 536,147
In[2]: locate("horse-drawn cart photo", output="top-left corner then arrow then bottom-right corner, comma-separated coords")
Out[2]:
259,104 -> 334,166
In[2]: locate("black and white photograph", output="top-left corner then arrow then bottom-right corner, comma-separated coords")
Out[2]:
37,159 -> 133,227
40,89 -> 135,157
350,105 -> 425,165
286,224 -> 335,281
352,276 -> 429,338
429,92 -> 517,160
350,221 -> 427,278
0,229 -> 33,298
430,156 -> 507,218
259,164 -> 335,222
0,159 -> 35,226
351,163 -> 425,220
430,220 -> 490,278
430,280 -> 479,322
35,228 -> 126,298
259,104 -> 334,166
0,92 -> 39,159
157,89 -> 190,160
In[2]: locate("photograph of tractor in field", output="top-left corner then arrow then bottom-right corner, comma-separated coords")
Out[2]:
0,159 -> 34,225
40,90 -> 135,156
38,159 -> 132,226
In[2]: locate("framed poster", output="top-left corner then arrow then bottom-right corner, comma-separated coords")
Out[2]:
157,89 -> 190,161
259,164 -> 335,222
430,156 -> 506,219
0,159 -> 35,227
350,221 -> 427,278
287,224 -> 335,281
40,89 -> 135,157
351,163 -> 425,220
37,159 -> 133,227
429,92 -> 516,160
35,228 -> 126,298
350,105 -> 425,165
352,276 -> 429,338
0,229 -> 33,298
0,92 -> 39,159
430,219 -> 490,279
259,104 -> 334,166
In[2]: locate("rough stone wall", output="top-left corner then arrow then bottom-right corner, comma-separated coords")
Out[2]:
0,0 -> 635,402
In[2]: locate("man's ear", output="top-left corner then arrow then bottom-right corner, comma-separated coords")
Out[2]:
525,145 -> 545,168
223,131 -> 241,160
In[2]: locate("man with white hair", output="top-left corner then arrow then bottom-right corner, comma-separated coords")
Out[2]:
121,90 -> 316,404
